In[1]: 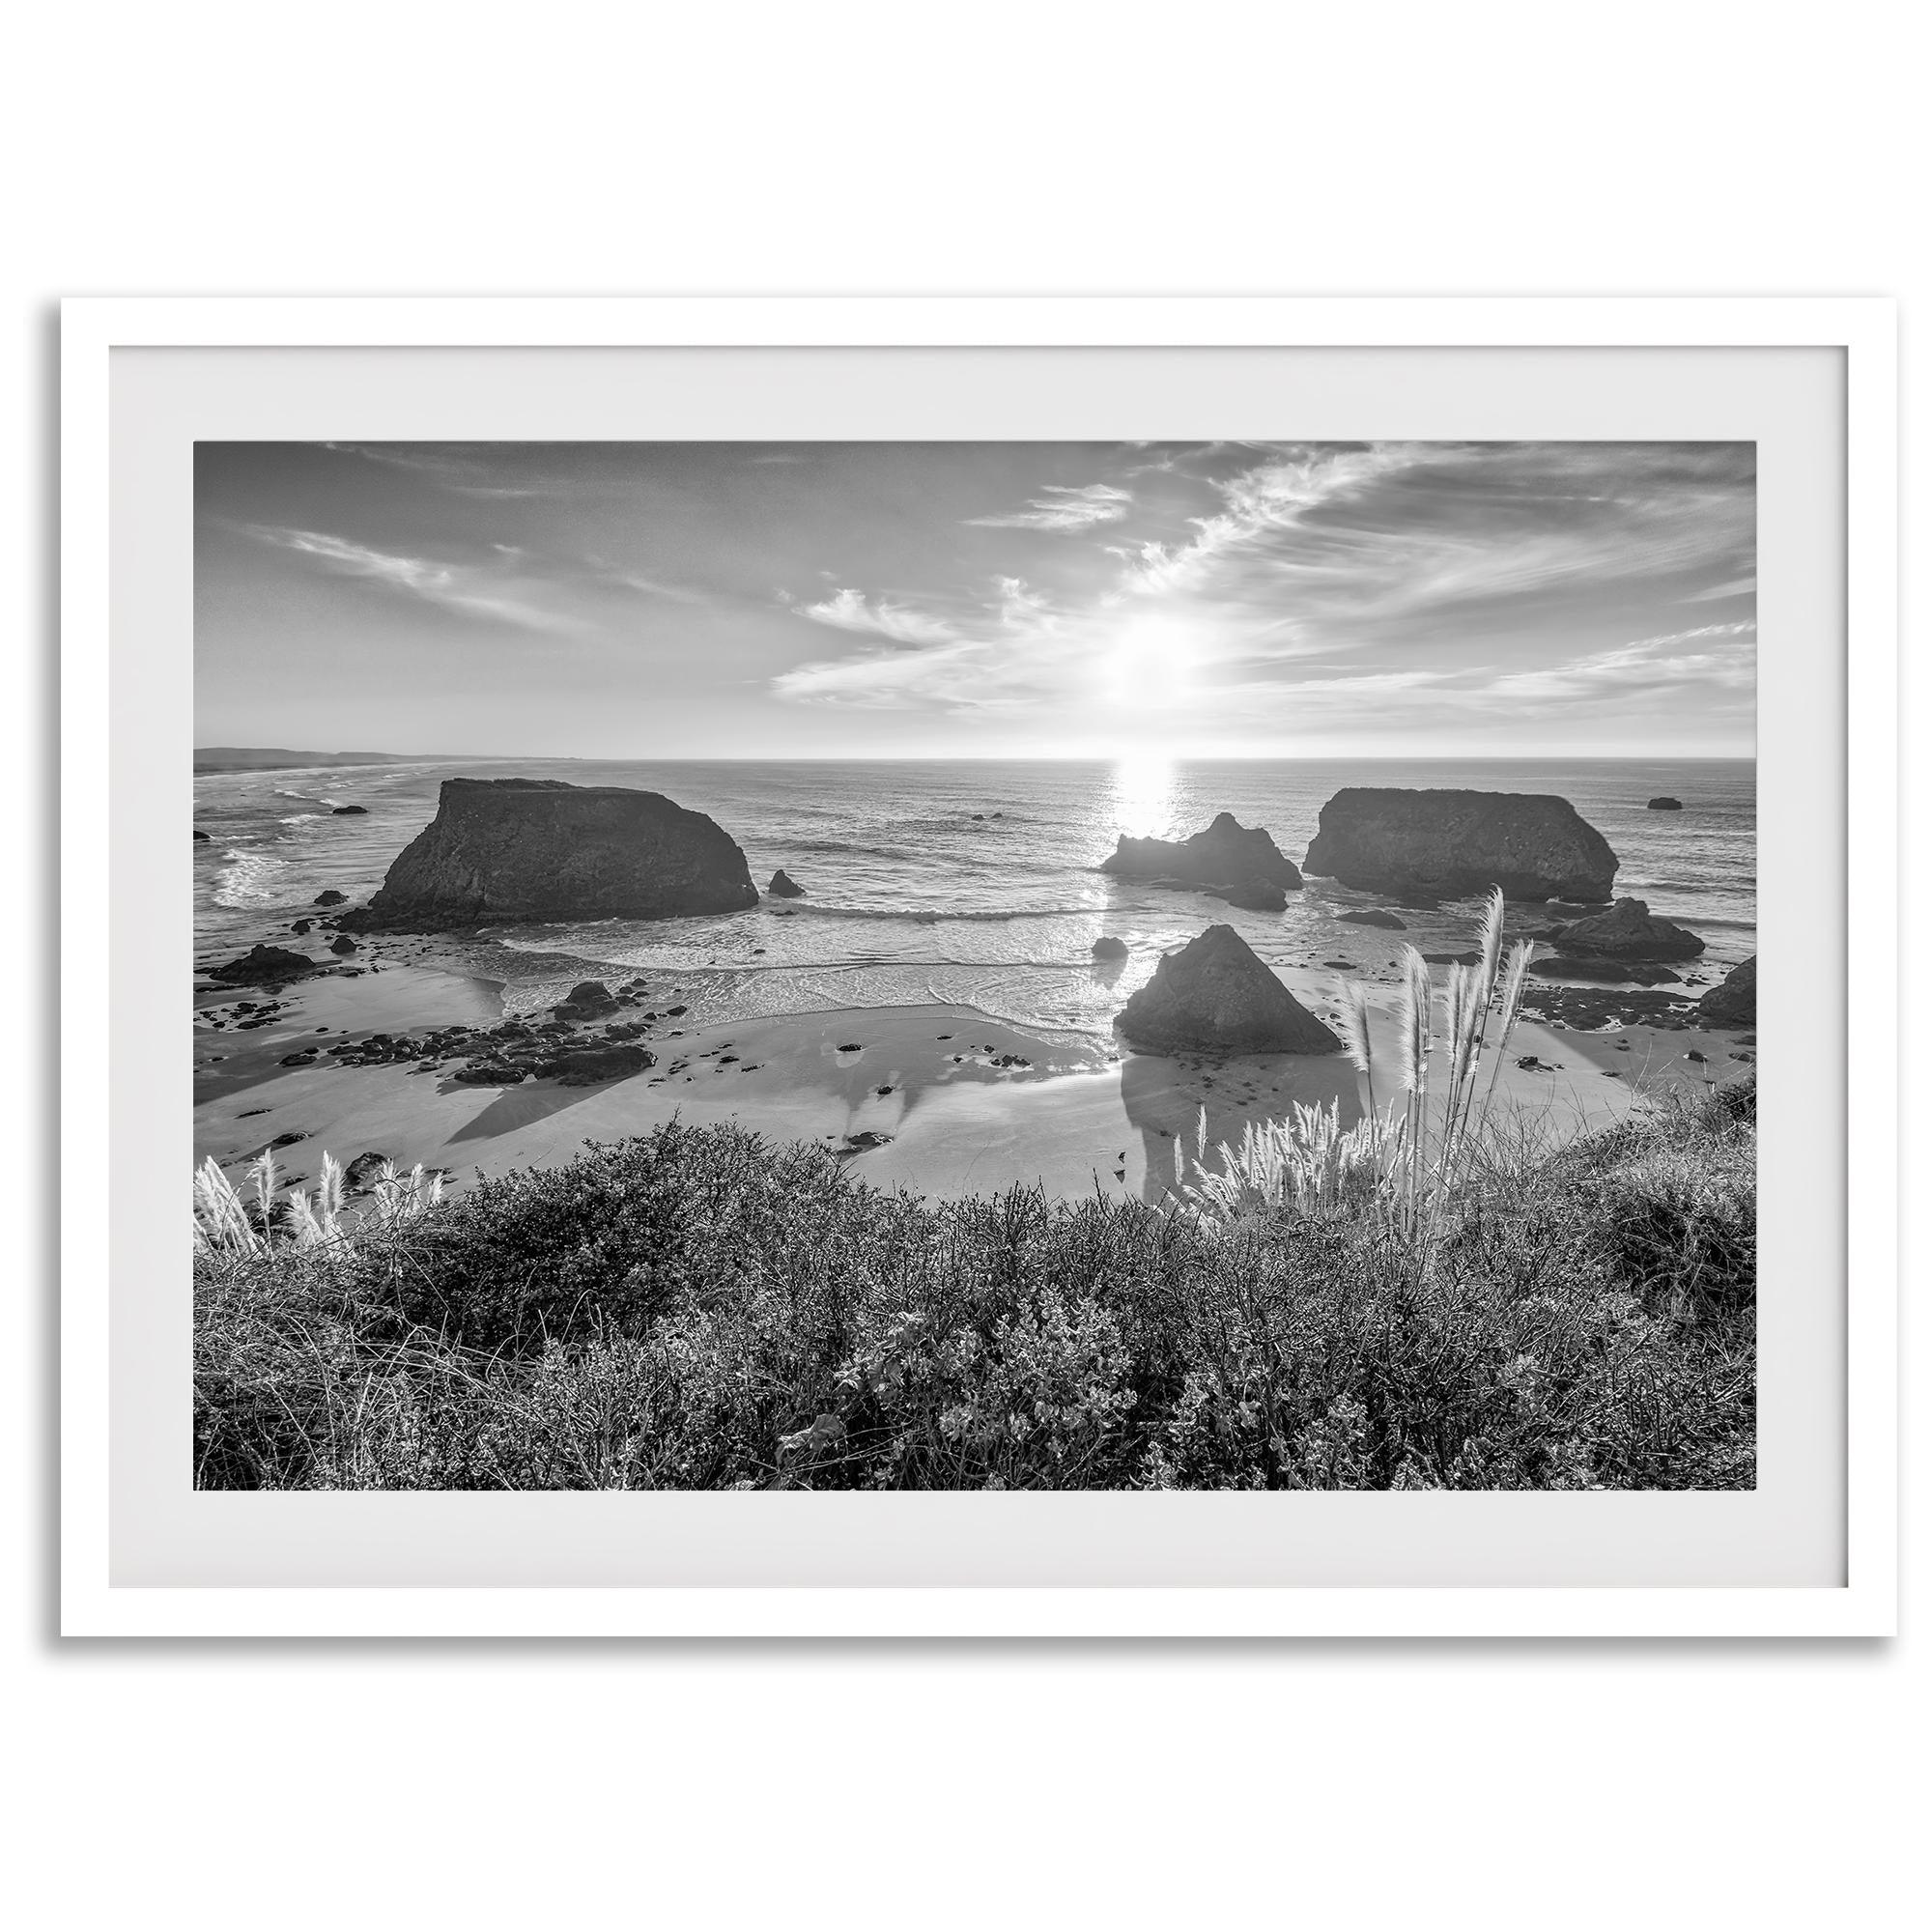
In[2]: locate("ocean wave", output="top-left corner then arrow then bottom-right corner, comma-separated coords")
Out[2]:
779,901 -> 1098,924
213,849 -> 309,910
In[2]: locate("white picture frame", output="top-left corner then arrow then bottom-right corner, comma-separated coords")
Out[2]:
61,296 -> 1898,1637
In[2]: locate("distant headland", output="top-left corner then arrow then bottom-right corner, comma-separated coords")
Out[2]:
193,748 -> 491,775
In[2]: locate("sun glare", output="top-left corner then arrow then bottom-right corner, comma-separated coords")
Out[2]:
1102,614 -> 1195,711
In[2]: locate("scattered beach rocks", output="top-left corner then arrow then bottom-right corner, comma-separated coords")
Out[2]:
1647,796 -> 1684,810
207,944 -> 320,985
837,1041 -> 865,1052
992,1052 -> 1032,1068
554,980 -> 619,1020
534,1042 -> 656,1085
1303,787 -> 1618,901
289,919 -> 313,935
1336,908 -> 1406,929
1530,957 -> 1682,985
1698,955 -> 1756,1027
874,1084 -> 895,1096
1551,896 -> 1705,962
1518,985 -> 1697,1031
1118,923 -> 1342,1057
451,1062 -> 527,1085
344,1152 -> 390,1193
835,1131 -> 894,1158
767,868 -> 807,897
1091,935 -> 1128,960
1422,951 -> 1481,967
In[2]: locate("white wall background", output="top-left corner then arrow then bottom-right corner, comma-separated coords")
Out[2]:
4,4 -> 1920,1925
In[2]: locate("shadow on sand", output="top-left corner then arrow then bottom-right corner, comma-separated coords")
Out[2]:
1120,1049 -> 1362,1203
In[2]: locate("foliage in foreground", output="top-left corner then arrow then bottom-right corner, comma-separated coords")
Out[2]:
192,1081 -> 1756,1492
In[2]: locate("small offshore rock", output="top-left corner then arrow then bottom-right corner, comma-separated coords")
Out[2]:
767,868 -> 807,897
1646,796 -> 1684,810
1092,935 -> 1129,960
313,890 -> 348,907
1336,909 -> 1406,929
331,805 -> 369,815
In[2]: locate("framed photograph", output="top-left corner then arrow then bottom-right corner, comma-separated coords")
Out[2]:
61,297 -> 1897,1636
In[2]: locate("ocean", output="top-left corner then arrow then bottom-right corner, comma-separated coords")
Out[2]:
193,757 -> 1757,1033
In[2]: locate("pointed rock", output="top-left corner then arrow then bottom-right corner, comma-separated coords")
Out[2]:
767,867 -> 807,897
1117,923 -> 1342,1056
1698,955 -> 1756,1026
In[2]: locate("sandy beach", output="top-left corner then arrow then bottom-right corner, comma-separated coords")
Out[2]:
194,938 -> 1752,1206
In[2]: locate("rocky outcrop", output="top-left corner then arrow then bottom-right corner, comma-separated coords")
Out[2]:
554,980 -> 619,1020
767,868 -> 807,897
1101,811 -> 1303,895
331,805 -> 369,815
1698,955 -> 1756,1027
346,779 -> 757,929
328,935 -> 358,955
1302,789 -> 1617,902
206,944 -> 319,984
1530,958 -> 1683,985
1647,796 -> 1683,810
1552,896 -> 1705,961
193,829 -> 212,842
1117,923 -> 1342,1057
1335,908 -> 1406,929
313,890 -> 348,907
1091,935 -> 1128,960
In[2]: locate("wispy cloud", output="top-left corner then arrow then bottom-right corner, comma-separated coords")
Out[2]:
791,586 -> 959,645
238,524 -> 583,633
320,443 -> 553,498
966,482 -> 1133,531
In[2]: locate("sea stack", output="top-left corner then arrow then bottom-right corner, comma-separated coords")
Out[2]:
1117,923 -> 1342,1056
1100,811 -> 1303,895
767,868 -> 806,897
1647,796 -> 1684,810
1698,955 -> 1756,1026
1303,788 -> 1618,902
1552,896 -> 1706,961
347,778 -> 757,929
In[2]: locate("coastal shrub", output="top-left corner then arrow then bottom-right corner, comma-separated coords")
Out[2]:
193,1088 -> 1756,1492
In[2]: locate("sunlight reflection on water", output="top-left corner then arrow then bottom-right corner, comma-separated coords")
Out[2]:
1107,755 -> 1179,840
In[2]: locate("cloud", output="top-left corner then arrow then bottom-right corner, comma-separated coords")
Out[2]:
966,482 -> 1133,531
237,524 -> 582,633
1683,573 -> 1757,602
791,586 -> 959,645
319,443 -> 552,498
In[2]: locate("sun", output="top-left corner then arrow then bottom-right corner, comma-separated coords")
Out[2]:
1101,614 -> 1196,711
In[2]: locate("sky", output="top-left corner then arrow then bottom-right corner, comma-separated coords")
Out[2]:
194,440 -> 1756,758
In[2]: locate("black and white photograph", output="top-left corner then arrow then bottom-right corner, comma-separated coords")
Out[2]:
190,436 -> 1759,1492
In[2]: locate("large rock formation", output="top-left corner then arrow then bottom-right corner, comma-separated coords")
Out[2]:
1116,923 -> 1342,1057
1101,811 -> 1303,895
1303,789 -> 1617,902
1552,896 -> 1705,961
1698,955 -> 1756,1027
347,779 -> 757,928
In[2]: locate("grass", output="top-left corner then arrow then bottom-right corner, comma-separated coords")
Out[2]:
192,1074 -> 1756,1492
